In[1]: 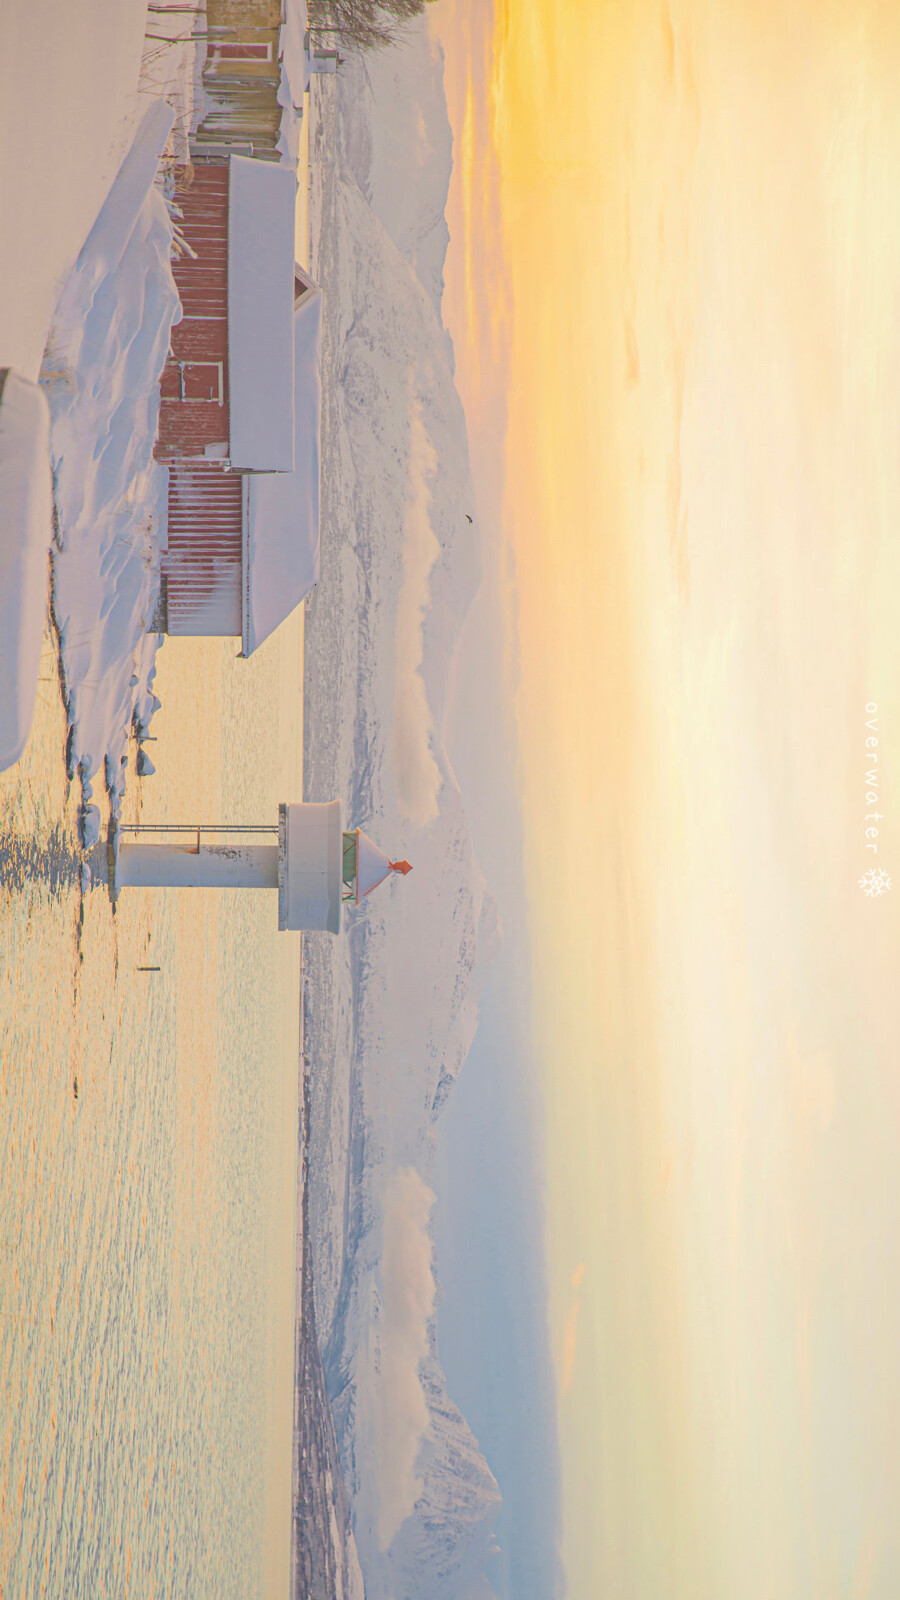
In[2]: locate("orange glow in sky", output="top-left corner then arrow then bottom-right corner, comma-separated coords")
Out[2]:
434,2 -> 900,1595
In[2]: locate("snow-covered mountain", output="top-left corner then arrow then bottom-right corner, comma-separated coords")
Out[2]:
332,27 -> 453,321
304,28 -> 505,1600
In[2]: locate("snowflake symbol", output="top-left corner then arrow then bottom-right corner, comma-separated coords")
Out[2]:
859,867 -> 892,898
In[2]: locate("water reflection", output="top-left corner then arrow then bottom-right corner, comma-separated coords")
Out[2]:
0,823 -> 81,894
0,622 -> 303,1600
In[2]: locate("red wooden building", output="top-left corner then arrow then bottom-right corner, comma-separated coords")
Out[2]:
153,152 -> 321,653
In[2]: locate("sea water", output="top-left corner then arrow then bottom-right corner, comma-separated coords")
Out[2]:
0,615 -> 304,1600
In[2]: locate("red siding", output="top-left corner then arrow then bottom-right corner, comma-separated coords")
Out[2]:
157,161 -> 231,461
163,462 -> 242,636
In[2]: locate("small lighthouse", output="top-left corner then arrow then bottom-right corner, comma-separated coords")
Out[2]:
113,801 -> 410,934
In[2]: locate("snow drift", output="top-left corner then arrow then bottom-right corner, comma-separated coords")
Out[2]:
40,101 -> 180,842
0,370 -> 52,771
304,29 -> 505,1600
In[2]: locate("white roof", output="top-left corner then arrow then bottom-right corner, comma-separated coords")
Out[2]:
0,371 -> 52,770
242,267 -> 322,655
228,155 -> 296,471
355,830 -> 393,902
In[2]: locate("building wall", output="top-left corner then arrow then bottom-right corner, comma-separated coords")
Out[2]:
162,461 -> 243,636
156,162 -> 241,637
194,0 -> 283,157
207,0 -> 281,28
157,160 -> 230,461
152,0 -> 289,637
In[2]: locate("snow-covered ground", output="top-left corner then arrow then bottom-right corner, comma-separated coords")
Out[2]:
279,0 -> 311,167
0,0 -> 150,383
0,372 -> 52,771
40,99 -> 181,845
305,29 -> 506,1600
136,0 -> 211,168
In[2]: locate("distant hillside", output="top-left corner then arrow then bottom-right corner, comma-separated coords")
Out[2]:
304,25 -> 505,1600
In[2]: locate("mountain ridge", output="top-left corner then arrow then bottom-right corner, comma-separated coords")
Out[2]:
304,28 -> 507,1600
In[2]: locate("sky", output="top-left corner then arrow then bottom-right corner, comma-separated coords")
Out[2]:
432,1 -> 900,1596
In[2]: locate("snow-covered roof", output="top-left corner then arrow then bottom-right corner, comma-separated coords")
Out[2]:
277,0 -> 310,166
351,830 -> 411,904
228,155 -> 296,471
0,371 -> 52,771
242,266 -> 322,654
356,830 -> 394,901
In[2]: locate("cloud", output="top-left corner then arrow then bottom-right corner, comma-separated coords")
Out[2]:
392,392 -> 443,828
372,1167 -> 437,1549
561,1262 -> 586,1395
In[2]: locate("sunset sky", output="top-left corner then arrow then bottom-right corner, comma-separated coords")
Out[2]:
433,2 -> 900,1595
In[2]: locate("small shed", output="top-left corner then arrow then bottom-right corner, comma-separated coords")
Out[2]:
154,154 -> 322,650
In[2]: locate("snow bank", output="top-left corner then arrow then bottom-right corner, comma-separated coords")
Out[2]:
278,0 -> 311,167
0,371 -> 52,771
304,55 -> 504,1600
40,100 -> 180,842
0,0 -> 149,382
137,0 -> 210,168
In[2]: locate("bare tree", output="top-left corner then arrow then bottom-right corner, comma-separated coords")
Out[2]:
308,0 -> 430,52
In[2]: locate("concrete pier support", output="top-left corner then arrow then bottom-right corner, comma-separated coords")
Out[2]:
116,842 -> 280,890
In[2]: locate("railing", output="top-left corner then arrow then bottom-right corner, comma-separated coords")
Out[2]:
117,821 -> 279,856
118,823 -> 278,833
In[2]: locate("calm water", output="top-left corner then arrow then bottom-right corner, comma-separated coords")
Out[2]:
0,617 -> 305,1599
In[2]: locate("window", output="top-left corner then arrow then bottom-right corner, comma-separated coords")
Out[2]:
208,39 -> 273,65
342,832 -> 358,900
162,361 -> 225,405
